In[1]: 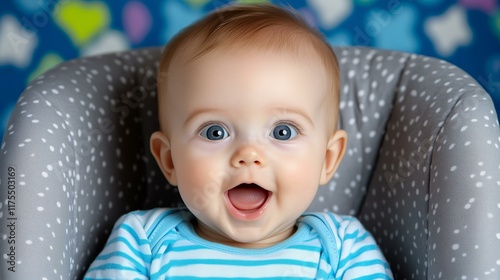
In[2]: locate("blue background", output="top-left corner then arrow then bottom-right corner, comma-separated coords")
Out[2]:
1,0 -> 499,141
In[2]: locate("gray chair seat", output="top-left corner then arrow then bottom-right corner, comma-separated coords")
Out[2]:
1,46 -> 499,279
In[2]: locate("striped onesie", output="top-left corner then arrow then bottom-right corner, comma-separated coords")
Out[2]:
84,208 -> 393,279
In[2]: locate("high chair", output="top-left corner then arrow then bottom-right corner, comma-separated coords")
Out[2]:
1,46 -> 499,279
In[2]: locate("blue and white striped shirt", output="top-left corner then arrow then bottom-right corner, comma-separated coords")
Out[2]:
84,208 -> 392,279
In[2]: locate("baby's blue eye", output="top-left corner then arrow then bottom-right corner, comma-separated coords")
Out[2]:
271,124 -> 298,141
200,124 -> 229,140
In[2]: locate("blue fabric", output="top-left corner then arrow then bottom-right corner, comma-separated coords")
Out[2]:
1,0 -> 499,141
84,208 -> 393,279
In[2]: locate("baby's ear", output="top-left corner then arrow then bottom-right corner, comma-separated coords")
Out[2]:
320,130 -> 347,185
150,131 -> 178,186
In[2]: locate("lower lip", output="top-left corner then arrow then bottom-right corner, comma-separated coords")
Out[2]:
224,192 -> 271,220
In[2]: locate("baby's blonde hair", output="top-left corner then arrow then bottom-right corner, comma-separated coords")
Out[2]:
157,4 -> 340,136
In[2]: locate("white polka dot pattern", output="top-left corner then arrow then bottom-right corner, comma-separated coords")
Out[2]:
333,47 -> 500,279
0,46 -> 499,279
0,48 -> 180,279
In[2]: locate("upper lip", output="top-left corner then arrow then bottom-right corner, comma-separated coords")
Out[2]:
225,181 -> 271,193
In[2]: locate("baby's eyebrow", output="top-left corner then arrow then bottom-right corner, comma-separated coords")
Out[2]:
183,108 -> 223,126
183,107 -> 315,127
271,107 -> 315,127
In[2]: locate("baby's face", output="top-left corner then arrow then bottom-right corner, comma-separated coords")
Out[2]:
156,49 -> 344,247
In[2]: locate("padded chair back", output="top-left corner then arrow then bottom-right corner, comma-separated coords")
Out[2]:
1,46 -> 499,279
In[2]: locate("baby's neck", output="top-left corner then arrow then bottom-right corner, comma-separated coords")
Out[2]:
194,220 -> 297,249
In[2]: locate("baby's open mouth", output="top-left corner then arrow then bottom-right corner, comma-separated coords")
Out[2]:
226,183 -> 270,216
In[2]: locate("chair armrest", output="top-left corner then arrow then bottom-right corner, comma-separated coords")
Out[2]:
429,90 -> 500,279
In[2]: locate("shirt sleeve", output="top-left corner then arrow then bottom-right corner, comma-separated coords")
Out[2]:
84,211 -> 152,280
334,215 -> 393,280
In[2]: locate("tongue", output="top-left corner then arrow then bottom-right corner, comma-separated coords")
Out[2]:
228,184 -> 268,210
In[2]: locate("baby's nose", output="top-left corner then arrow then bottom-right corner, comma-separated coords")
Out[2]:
230,145 -> 266,168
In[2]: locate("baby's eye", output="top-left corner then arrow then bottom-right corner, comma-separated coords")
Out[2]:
200,124 -> 229,140
271,123 -> 298,141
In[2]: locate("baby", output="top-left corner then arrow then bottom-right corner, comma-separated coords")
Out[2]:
85,4 -> 393,279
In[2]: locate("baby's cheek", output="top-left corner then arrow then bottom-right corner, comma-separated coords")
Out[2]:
176,158 -> 223,213
281,151 -> 324,190
177,180 -> 209,215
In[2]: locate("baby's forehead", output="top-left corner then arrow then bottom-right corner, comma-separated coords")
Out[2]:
167,49 -> 331,113
172,43 -> 328,76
